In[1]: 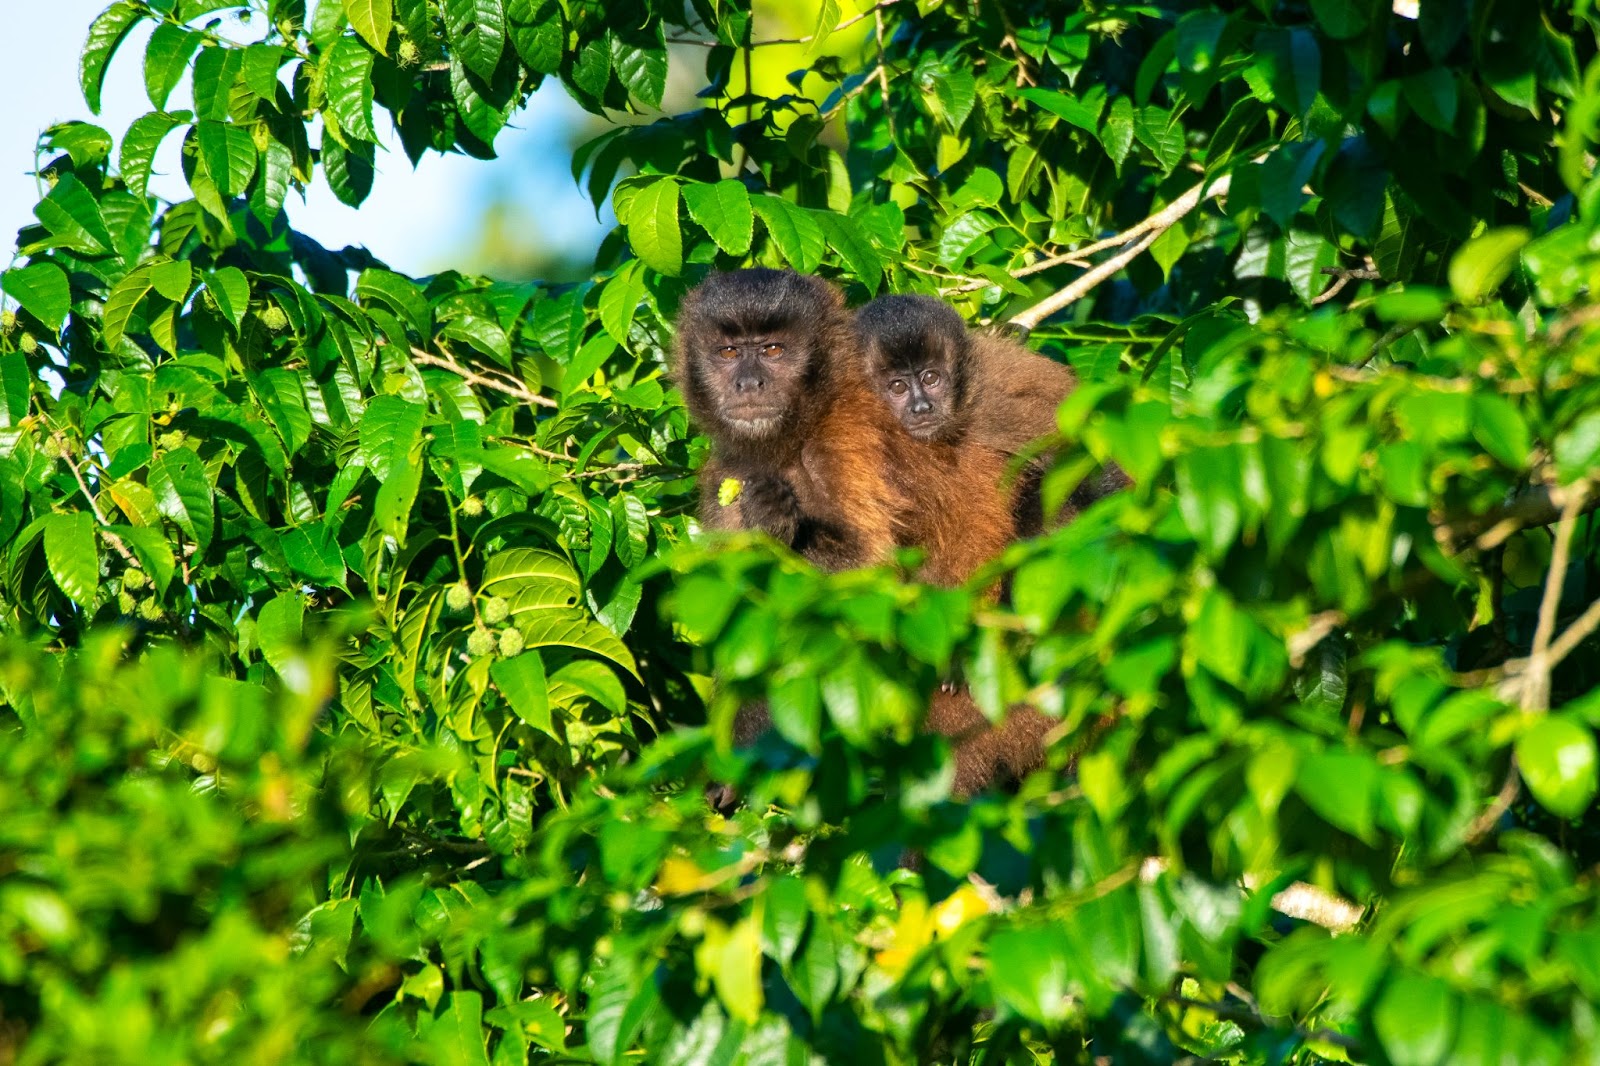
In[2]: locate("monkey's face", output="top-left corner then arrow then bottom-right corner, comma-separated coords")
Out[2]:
880,355 -> 953,440
698,331 -> 810,439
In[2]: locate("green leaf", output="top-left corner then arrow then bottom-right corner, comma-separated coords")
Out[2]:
1133,107 -> 1185,172
257,591 -> 306,678
241,43 -> 288,99
206,267 -> 250,333
0,355 -> 28,429
443,0 -> 506,81
682,179 -> 754,255
816,213 -> 883,293
1516,715 -> 1598,819
198,121 -> 258,198
597,261 -> 645,345
109,524 -> 175,594
80,1 -> 143,114
149,449 -> 215,551
807,0 -> 841,55
322,132 -> 375,207
1101,93 -> 1135,169
491,651 -> 552,735
1254,29 -> 1320,117
192,45 -> 244,123
517,609 -> 639,680
1372,972 -> 1459,1066
432,992 -> 492,1066
624,178 -> 682,276
1017,87 -> 1102,133
1448,227 -> 1529,303
5,262 -> 72,334
357,269 -> 430,335
344,0 -> 394,54
987,927 -> 1073,1025
1470,394 -> 1531,469
611,32 -> 668,110
43,512 -> 99,607
34,174 -> 114,256
143,23 -> 202,110
1175,10 -> 1229,73
506,0 -> 563,74
374,449 -> 424,542
150,260 -> 192,303
713,916 -> 763,1024
325,35 -> 378,142
102,263 -> 157,349
120,110 -> 189,200
1555,411 -> 1600,484
752,195 -> 826,273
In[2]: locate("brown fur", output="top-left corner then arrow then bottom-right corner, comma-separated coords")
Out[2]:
856,294 -> 1129,538
924,688 -> 1053,797
678,271 -> 1018,803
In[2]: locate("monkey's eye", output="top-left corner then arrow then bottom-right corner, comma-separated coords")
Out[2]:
920,369 -> 941,387
762,343 -> 785,357
887,379 -> 908,396
716,345 -> 739,359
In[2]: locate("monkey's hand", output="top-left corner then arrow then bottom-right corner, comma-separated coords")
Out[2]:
738,476 -> 802,546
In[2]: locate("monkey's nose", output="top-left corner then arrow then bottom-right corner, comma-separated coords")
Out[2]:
734,375 -> 764,393
910,397 -> 932,414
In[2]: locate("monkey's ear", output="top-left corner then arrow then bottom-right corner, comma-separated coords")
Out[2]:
991,319 -> 1032,343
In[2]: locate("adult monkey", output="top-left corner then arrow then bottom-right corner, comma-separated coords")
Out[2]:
855,293 -> 1129,536
675,268 -> 1026,791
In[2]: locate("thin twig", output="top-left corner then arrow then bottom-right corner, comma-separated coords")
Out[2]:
1141,856 -> 1362,933
1319,266 -> 1382,281
1547,594 -> 1600,669
1287,610 -> 1346,668
1507,483 -> 1589,711
1445,478 -> 1600,552
1464,761 -> 1521,844
410,348 -> 555,408
1009,173 -> 1233,332
55,435 -> 142,569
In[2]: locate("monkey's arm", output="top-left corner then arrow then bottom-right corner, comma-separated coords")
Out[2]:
698,461 -> 805,546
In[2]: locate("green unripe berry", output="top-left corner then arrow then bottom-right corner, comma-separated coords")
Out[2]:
445,583 -> 473,612
122,568 -> 148,590
157,430 -> 186,451
41,436 -> 64,459
118,590 -> 137,614
498,627 -> 524,658
18,334 -> 37,353
260,305 -> 290,332
397,39 -> 422,67
138,599 -> 163,621
1,310 -> 15,333
466,626 -> 496,658
482,596 -> 509,625
460,495 -> 484,517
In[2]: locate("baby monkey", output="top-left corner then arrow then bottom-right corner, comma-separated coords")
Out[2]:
854,293 -> 1126,536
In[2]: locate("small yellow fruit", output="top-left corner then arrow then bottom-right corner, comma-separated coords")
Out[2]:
498,627 -> 524,658
445,583 -> 473,612
466,627 -> 496,658
460,495 -> 484,517
260,305 -> 290,332
482,596 -> 509,624
717,477 -> 743,507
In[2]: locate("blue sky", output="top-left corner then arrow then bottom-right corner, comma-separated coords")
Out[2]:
1,2 -> 612,278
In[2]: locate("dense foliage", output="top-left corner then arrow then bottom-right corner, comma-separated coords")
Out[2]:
4,0 -> 1600,1061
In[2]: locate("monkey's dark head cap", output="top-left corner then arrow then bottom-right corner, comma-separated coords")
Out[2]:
679,268 -> 844,338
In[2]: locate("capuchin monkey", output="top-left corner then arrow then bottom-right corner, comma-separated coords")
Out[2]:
675,269 -> 1028,797
854,293 -> 1129,537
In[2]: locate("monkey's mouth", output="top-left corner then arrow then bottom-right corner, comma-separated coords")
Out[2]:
903,416 -> 942,440
723,406 -> 785,435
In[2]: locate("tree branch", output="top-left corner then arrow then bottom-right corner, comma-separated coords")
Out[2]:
410,348 -> 556,409
1009,173 -> 1232,332
1442,478 -> 1599,553
1502,483 -> 1588,711
55,434 -> 142,569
